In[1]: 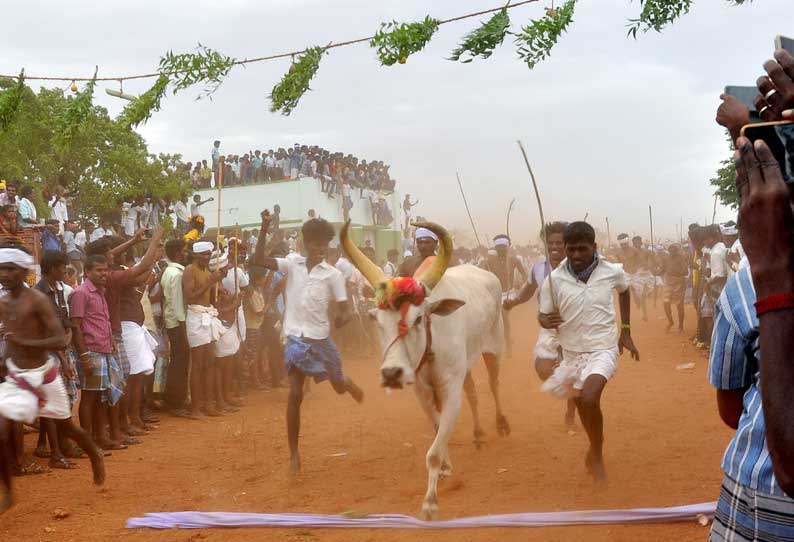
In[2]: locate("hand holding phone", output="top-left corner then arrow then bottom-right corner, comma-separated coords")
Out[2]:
754,36 -> 794,121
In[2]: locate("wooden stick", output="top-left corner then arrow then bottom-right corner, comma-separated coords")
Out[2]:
215,156 -> 224,299
455,172 -> 484,249
517,140 -> 556,308
649,205 -> 657,307
605,217 -> 611,249
506,197 -> 516,290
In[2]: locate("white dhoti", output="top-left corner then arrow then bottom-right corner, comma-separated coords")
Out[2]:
214,319 -> 242,358
541,348 -> 618,399
0,357 -> 71,424
186,304 -> 222,348
627,270 -> 655,299
121,321 -> 158,376
533,328 -> 561,361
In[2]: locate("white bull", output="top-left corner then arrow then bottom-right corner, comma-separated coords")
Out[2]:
341,221 -> 509,520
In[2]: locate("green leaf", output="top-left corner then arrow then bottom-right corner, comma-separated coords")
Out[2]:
55,67 -> 98,151
370,16 -> 440,66
514,1 -> 576,69
449,7 -> 511,63
118,74 -> 170,128
0,70 -> 26,132
626,0 -> 693,37
158,43 -> 236,100
269,46 -> 327,116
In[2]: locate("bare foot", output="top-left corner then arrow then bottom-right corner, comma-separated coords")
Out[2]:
288,455 -> 301,478
585,450 -> 608,486
347,381 -> 364,404
665,322 -> 674,333
89,446 -> 106,485
0,489 -> 12,514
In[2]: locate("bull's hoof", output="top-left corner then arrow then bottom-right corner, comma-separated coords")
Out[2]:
497,415 -> 511,437
419,502 -> 439,521
473,428 -> 487,449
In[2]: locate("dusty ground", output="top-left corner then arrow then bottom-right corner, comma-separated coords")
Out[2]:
0,299 -> 729,542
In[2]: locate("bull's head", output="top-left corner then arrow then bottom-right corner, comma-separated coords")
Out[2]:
340,221 -> 465,389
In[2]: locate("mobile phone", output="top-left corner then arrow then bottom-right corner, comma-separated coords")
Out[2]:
739,121 -> 794,184
775,35 -> 794,54
724,85 -> 761,122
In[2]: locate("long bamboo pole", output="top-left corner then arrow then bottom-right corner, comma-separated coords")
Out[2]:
649,205 -> 657,307
517,140 -> 556,308
455,172 -> 484,249
214,156 -> 224,299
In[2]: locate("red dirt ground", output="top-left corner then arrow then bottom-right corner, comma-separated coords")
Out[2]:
1,299 -> 728,542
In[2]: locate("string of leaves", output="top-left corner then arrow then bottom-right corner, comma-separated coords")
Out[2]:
118,74 -> 170,128
269,46 -> 327,116
449,7 -> 511,63
370,16 -> 440,66
627,0 -> 693,38
515,0 -> 576,69
159,43 -> 236,99
0,70 -> 26,131
56,67 -> 97,149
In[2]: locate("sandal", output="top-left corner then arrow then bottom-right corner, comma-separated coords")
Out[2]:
13,460 -> 50,476
98,441 -> 128,451
63,446 -> 86,459
122,436 -> 141,446
33,446 -> 51,459
49,457 -> 78,470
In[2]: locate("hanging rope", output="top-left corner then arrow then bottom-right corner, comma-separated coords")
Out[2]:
0,0 -> 541,83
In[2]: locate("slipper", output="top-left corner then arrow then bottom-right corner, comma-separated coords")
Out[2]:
33,446 -> 52,459
63,446 -> 87,459
142,416 -> 161,424
126,427 -> 148,437
223,405 -> 240,413
49,457 -> 78,470
122,436 -> 141,446
13,461 -> 50,476
98,442 -> 128,451
169,408 -> 194,419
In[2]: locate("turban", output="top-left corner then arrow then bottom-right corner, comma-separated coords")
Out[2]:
720,224 -> 738,236
415,228 -> 438,241
493,236 -> 510,247
209,250 -> 229,271
0,247 -> 34,269
403,250 -> 413,257
193,241 -> 213,254
618,234 -> 630,246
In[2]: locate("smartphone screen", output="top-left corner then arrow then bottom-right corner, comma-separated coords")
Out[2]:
741,122 -> 794,184
725,85 -> 761,123
775,35 -> 794,55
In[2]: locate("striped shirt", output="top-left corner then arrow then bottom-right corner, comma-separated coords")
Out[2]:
708,265 -> 787,497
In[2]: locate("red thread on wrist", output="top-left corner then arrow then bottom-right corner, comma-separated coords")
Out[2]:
754,293 -> 794,317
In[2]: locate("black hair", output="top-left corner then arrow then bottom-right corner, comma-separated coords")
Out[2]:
301,218 -> 335,245
387,248 -> 399,258
85,254 -> 108,270
249,266 -> 267,280
41,250 -> 69,275
540,221 -> 568,242
165,239 -> 185,261
563,221 -> 596,245
86,238 -> 112,257
632,235 -> 642,243
19,186 -> 33,198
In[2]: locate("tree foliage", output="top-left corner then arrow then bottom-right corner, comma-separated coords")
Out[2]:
515,1 -> 577,69
711,154 -> 738,210
159,44 -> 236,99
0,70 -> 26,131
449,7 -> 511,63
0,83 -> 188,219
118,74 -> 170,128
628,0 -> 752,38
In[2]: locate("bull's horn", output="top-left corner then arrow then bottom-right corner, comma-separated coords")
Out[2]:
412,221 -> 452,291
339,220 -> 386,287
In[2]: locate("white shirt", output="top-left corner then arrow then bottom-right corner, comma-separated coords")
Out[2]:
710,242 -> 728,279
539,258 -> 628,352
222,267 -> 250,332
49,197 -> 69,229
74,230 -> 87,249
124,203 -> 141,236
91,227 -> 112,242
18,197 -> 37,227
277,254 -> 347,340
174,201 -> 189,222
335,257 -> 354,283
383,261 -> 397,278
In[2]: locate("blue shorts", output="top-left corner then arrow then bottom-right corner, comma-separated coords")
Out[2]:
284,336 -> 344,384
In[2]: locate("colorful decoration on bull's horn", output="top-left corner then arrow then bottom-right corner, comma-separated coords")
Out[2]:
411,221 -> 452,291
339,220 -> 386,287
374,277 -> 426,310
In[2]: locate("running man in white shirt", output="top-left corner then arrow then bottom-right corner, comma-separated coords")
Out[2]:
538,222 -> 639,485
252,210 -> 364,477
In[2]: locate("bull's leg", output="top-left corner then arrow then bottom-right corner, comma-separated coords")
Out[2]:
463,372 -> 486,448
421,386 -> 462,521
414,377 -> 440,432
483,353 -> 511,437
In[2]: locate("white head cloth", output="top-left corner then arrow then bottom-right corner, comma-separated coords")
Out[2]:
193,241 -> 213,254
0,247 -> 34,269
415,228 -> 438,241
209,250 -> 228,271
720,224 -> 738,236
494,237 -> 510,247
403,250 -> 413,257
618,236 -> 630,246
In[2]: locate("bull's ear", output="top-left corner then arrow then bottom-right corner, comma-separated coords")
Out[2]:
368,308 -> 378,320
428,298 -> 465,316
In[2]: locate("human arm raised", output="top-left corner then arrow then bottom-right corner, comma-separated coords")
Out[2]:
251,210 -> 279,271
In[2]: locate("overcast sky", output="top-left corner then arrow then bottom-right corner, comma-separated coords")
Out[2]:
2,0 -> 791,244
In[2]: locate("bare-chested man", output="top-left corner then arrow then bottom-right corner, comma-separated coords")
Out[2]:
397,227 -> 437,278
483,234 -> 527,358
183,241 -> 224,418
0,246 -> 104,512
616,234 -> 654,322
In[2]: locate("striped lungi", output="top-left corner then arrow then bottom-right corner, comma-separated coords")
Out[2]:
710,476 -> 794,541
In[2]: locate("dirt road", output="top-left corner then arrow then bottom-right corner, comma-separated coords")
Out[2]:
1,300 -> 729,542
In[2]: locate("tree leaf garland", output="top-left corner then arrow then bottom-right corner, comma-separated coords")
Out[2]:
56,67 -> 97,149
158,43 -> 236,99
269,46 -> 327,115
370,16 -> 440,66
626,0 -> 693,38
0,70 -> 26,132
449,7 -> 511,63
118,74 -> 170,128
514,0 -> 576,69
